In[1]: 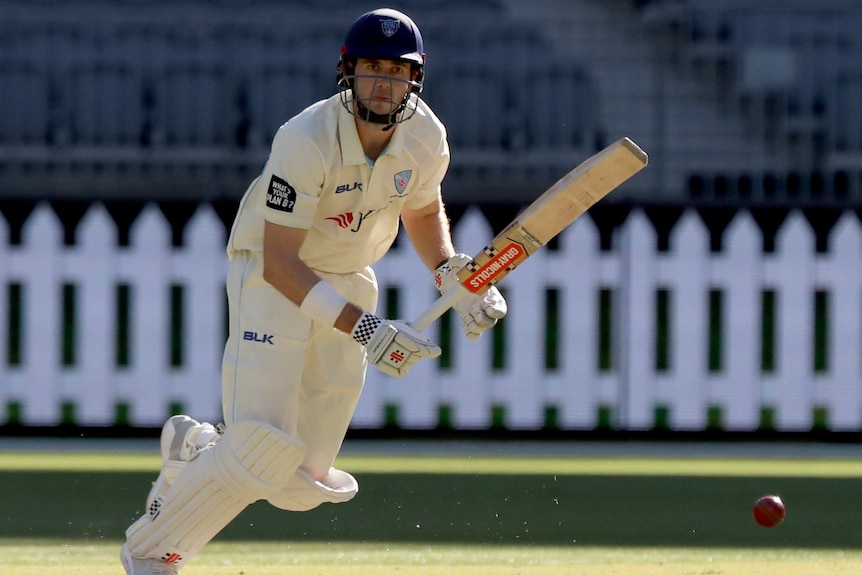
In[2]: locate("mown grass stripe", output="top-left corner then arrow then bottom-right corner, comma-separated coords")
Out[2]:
1,452 -> 862,478
0,540 -> 857,574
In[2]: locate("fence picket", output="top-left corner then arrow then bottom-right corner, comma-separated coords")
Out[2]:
821,212 -> 862,430
66,204 -> 116,425
442,208 -> 496,429
549,214 -> 604,429
715,211 -> 761,430
772,211 -> 816,431
17,204 -> 64,425
497,249 -> 548,429
619,209 -> 658,430
119,204 -> 173,426
171,204 -> 228,423
666,210 -> 710,430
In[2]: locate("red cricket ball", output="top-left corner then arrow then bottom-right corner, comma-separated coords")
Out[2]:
752,494 -> 786,528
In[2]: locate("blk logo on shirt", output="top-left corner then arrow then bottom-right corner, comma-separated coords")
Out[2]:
243,331 -> 274,345
335,182 -> 362,194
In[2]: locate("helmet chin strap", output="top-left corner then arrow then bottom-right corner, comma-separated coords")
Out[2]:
354,101 -> 400,131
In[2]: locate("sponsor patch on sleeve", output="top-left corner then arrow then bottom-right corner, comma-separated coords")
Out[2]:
265,175 -> 297,213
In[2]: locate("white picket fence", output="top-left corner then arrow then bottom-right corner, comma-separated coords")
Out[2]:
1,202 -> 861,432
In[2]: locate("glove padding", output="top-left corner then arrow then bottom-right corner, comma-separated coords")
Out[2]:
434,253 -> 508,341
351,312 -> 441,378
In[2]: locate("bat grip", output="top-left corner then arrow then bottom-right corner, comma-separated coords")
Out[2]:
409,284 -> 471,332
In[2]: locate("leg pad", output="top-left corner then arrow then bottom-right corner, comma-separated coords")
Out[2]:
127,420 -> 304,565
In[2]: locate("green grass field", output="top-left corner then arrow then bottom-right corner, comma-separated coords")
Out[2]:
0,446 -> 861,574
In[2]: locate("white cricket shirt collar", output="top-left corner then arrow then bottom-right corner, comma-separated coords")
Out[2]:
338,102 -> 406,166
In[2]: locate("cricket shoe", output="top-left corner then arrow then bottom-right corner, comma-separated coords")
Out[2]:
121,543 -> 180,575
146,415 -> 223,520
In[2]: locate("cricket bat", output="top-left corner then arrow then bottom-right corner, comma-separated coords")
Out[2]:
410,137 -> 648,332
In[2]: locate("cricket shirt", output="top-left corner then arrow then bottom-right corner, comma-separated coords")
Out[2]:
227,93 -> 450,274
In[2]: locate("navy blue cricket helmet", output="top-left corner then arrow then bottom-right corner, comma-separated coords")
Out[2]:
337,8 -> 426,126
342,8 -> 425,68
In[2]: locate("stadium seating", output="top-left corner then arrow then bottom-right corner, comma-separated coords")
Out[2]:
0,0 -> 860,203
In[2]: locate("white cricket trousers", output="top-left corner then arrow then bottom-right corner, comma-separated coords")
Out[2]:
221,250 -> 378,480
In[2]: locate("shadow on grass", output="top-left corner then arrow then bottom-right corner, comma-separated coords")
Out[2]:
2,471 -> 858,548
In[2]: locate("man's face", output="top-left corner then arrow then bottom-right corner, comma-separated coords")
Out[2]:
352,58 -> 414,117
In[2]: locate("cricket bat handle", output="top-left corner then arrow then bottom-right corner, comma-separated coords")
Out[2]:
409,284 -> 472,332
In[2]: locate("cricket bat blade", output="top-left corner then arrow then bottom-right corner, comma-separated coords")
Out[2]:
410,137 -> 647,332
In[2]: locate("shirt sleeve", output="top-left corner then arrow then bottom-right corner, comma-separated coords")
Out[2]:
406,136 -> 451,210
254,125 -> 324,230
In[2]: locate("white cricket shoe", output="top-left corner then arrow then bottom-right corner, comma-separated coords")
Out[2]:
145,415 -> 223,520
121,543 -> 180,575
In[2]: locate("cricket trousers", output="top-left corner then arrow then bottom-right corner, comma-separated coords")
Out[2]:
221,249 -> 378,481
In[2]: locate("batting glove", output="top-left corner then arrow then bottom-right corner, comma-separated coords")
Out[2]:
351,312 -> 441,378
434,253 -> 508,341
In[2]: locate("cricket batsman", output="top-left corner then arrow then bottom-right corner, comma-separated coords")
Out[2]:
121,8 -> 507,574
